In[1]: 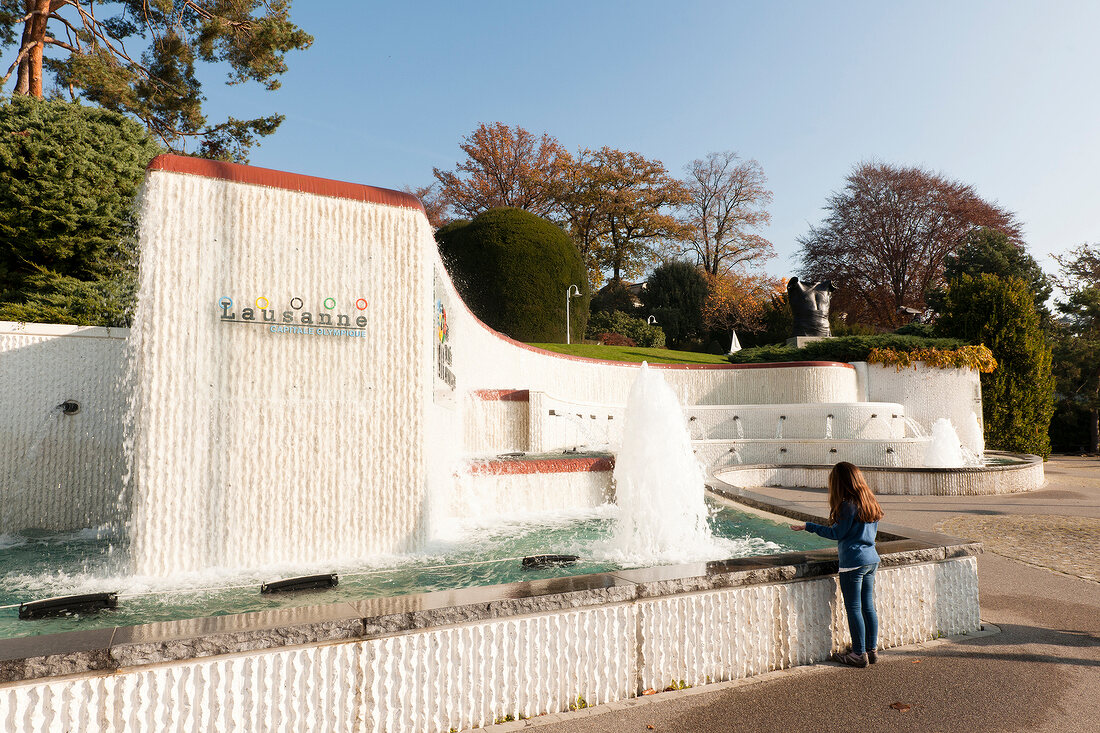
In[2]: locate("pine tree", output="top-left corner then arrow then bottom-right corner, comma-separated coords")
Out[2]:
0,95 -> 160,326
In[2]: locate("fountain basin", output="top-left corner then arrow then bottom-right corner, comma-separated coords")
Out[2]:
0,491 -> 981,732
712,451 -> 1044,496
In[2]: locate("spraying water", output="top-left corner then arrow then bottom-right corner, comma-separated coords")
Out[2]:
959,411 -> 985,456
607,363 -> 728,564
902,416 -> 926,438
923,418 -> 965,468
732,415 -> 744,439
824,414 -> 834,440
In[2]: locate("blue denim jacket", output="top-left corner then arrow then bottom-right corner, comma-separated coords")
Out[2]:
805,501 -> 880,568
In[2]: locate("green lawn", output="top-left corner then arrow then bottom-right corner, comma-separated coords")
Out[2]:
527,343 -> 731,365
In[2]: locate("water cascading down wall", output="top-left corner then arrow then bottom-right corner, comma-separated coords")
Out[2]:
128,157 -> 434,575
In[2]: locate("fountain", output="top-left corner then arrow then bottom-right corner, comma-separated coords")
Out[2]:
609,364 -> 722,564
0,156 -> 1025,730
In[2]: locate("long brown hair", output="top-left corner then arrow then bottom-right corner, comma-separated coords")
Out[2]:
827,462 -> 884,524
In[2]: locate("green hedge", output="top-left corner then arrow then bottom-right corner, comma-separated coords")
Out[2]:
435,207 -> 589,342
727,334 -> 971,364
585,310 -> 665,348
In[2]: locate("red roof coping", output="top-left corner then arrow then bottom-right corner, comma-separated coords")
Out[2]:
146,154 -> 425,213
468,457 -> 614,476
470,389 -> 531,402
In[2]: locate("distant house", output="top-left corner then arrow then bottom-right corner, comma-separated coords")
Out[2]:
594,280 -> 647,310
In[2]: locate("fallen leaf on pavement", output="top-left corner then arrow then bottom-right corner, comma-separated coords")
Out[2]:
642,689 -> 656,696
647,726 -> 656,730
889,702 -> 912,712
911,659 -> 921,663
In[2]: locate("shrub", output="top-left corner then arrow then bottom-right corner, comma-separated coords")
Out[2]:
936,274 -> 1055,457
0,96 -> 161,326
586,310 -> 665,348
597,332 -> 635,346
641,261 -> 707,347
435,207 -> 588,342
728,334 -> 972,365
893,323 -> 936,338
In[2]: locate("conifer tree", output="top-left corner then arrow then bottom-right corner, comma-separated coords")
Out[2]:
936,273 -> 1054,457
0,95 -> 160,326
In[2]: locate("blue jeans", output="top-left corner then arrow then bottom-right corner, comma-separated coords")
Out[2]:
838,563 -> 878,655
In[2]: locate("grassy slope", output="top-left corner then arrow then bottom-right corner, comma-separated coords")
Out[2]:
526,343 -> 730,365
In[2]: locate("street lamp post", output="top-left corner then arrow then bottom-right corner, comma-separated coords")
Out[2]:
566,285 -> 581,344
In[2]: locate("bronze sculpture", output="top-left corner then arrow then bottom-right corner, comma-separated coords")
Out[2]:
787,277 -> 835,338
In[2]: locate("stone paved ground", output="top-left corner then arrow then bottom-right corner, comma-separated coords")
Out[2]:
936,514 -> 1100,582
514,455 -> 1100,733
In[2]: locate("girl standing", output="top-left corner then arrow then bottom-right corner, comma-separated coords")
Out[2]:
789,461 -> 884,668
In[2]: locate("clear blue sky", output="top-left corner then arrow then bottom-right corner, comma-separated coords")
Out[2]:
205,0 -> 1099,278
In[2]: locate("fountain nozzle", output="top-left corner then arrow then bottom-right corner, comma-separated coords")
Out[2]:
59,400 -> 80,416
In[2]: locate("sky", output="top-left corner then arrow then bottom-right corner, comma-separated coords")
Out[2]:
198,0 -> 1099,278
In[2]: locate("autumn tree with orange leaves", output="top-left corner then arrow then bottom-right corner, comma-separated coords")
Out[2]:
432,122 -> 570,219
798,163 -> 1022,327
402,183 -> 450,229
581,147 -> 690,283
702,270 -> 786,335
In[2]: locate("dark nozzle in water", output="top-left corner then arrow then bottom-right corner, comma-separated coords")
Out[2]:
522,554 -> 579,569
19,592 -> 117,619
260,573 -> 339,594
59,400 -> 80,415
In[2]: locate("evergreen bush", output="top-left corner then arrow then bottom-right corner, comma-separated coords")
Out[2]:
728,334 -> 971,365
0,96 -> 161,326
641,261 -> 707,348
435,207 -> 588,342
936,274 -> 1055,458
586,310 -> 665,348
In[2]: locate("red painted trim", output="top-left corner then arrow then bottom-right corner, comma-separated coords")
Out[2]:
468,457 -> 614,475
146,154 -> 426,213
470,389 -> 531,402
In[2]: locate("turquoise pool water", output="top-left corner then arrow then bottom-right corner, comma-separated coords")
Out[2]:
0,502 -> 830,639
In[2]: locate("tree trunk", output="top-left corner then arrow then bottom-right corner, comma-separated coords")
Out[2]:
15,0 -> 50,97
1090,407 -> 1099,455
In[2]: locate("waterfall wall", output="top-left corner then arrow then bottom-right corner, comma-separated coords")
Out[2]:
0,324 -> 128,532
127,157 -> 433,574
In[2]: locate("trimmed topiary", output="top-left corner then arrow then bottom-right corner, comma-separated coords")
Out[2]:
435,207 -> 589,342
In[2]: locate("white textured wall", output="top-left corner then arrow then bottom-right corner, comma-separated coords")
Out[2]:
0,557 -> 979,733
127,172 -> 432,574
0,324 -> 128,532
450,468 -> 612,517
431,260 -> 858,408
714,460 -> 1044,495
859,362 -> 983,452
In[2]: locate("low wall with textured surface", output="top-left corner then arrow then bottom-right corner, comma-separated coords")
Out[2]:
0,547 -> 979,733
712,453 -> 1044,495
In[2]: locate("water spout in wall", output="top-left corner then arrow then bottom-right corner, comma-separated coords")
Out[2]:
902,416 -> 926,438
